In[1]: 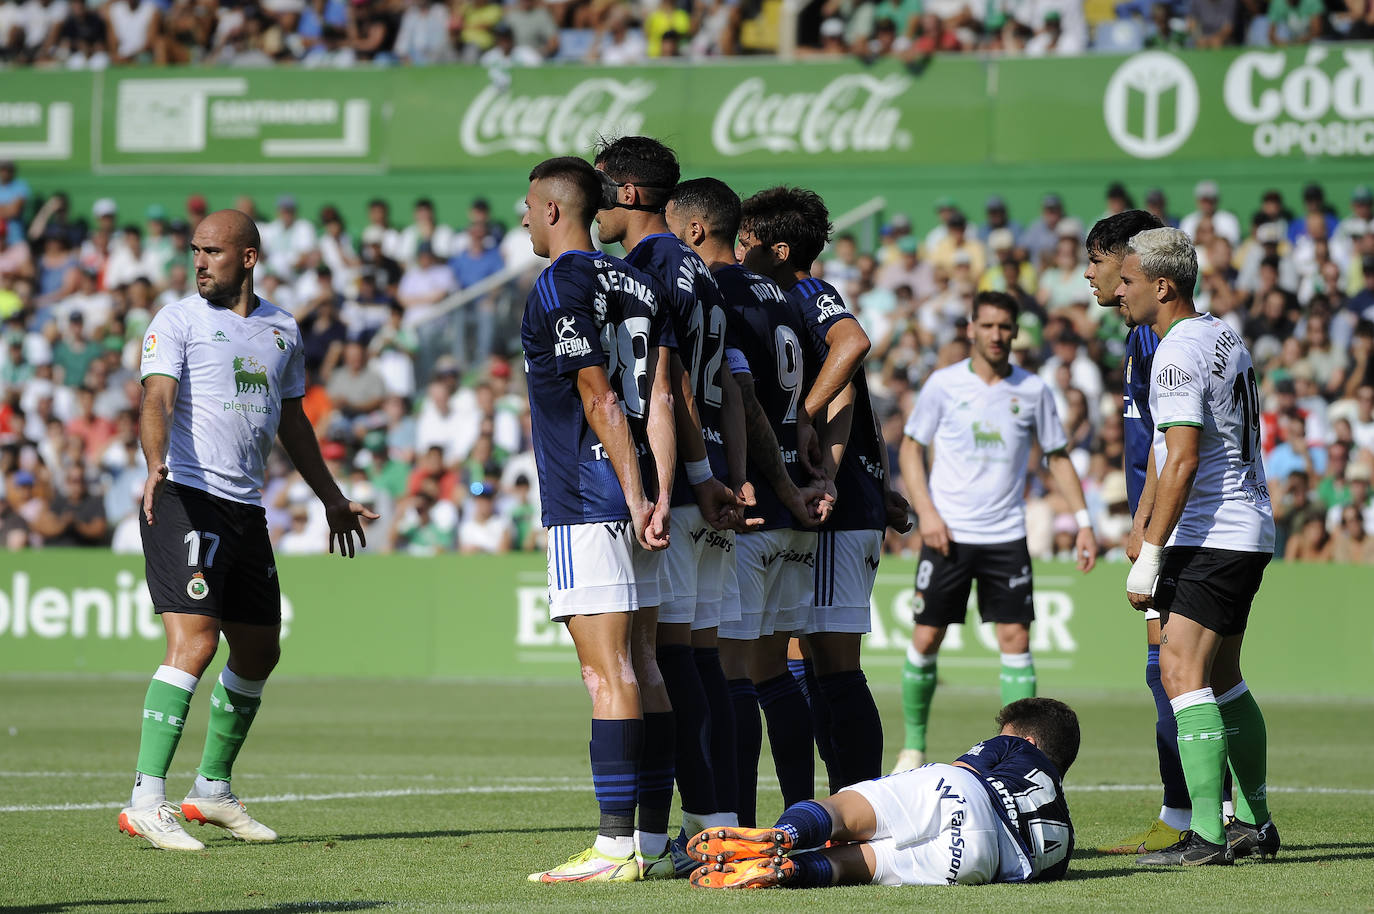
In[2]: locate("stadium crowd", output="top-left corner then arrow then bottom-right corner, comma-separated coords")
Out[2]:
0,0 -> 1364,68
1,162 -> 1372,563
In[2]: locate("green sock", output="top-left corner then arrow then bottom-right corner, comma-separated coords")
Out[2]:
999,652 -> 1037,704
136,675 -> 195,778
1175,700 -> 1228,845
1219,687 -> 1270,826
198,677 -> 263,782
901,650 -> 937,751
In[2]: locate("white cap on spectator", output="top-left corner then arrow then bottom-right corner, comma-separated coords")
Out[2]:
1194,180 -> 1219,199
1056,217 -> 1084,239
820,17 -> 846,37
1256,222 -> 1283,244
93,198 -> 117,218
988,228 -> 1016,251
24,334 -> 52,366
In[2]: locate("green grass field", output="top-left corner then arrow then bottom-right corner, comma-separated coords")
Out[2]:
2,676 -> 1372,913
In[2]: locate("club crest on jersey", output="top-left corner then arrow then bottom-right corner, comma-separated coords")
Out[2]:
1156,364 -> 1191,391
554,315 -> 592,358
233,356 -> 270,396
815,293 -> 844,321
1126,355 -> 1133,383
273,329 -> 287,351
1009,397 -> 1020,414
186,573 -> 209,600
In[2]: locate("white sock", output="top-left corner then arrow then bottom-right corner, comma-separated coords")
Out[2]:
594,834 -> 635,857
1000,651 -> 1034,668
193,775 -> 232,798
634,829 -> 668,857
1160,805 -> 1192,831
130,773 -> 166,808
1223,799 -> 1236,820
906,644 -> 936,667
700,811 -> 740,829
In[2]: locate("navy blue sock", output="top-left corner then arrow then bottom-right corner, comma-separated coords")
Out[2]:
728,678 -> 761,827
590,718 -> 642,838
818,670 -> 883,791
695,647 -> 738,815
1147,645 -> 1190,810
774,799 -> 832,848
798,658 -> 836,778
787,657 -> 811,705
756,673 -> 815,809
787,851 -> 834,888
638,711 -> 675,836
657,643 -> 716,814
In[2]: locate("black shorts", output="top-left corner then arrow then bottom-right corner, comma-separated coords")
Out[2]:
141,481 -> 281,625
1155,546 -> 1270,637
912,538 -> 1034,627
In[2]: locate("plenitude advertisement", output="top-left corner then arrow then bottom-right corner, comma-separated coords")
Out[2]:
0,551 -> 1367,697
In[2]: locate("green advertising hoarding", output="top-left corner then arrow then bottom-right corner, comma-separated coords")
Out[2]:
0,551 -> 1368,697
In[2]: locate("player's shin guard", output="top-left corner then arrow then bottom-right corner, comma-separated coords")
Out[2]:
1147,645 -> 1192,814
728,678 -> 761,826
591,718 -> 643,852
900,646 -> 937,752
637,711 -> 675,850
1172,689 -> 1228,845
657,643 -> 717,816
134,666 -> 199,804
817,670 -> 883,790
999,652 -> 1036,704
1217,681 -> 1270,826
197,669 -> 264,784
695,648 -> 739,815
756,673 -> 815,809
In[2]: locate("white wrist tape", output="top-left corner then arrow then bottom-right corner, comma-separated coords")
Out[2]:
1074,509 -> 1092,530
1126,541 -> 1164,595
685,458 -> 713,486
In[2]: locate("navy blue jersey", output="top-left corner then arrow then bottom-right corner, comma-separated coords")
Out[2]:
624,234 -> 730,505
788,277 -> 886,532
1123,324 -> 1159,515
521,250 -> 667,528
955,735 -> 1074,883
715,264 -> 809,531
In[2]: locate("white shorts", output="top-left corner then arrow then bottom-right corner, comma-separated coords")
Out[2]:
714,548 -> 742,627
1145,608 -> 1161,622
546,522 -> 638,623
633,539 -> 671,609
803,528 -> 882,635
721,529 -> 815,640
842,764 -> 1022,886
661,506 -> 734,628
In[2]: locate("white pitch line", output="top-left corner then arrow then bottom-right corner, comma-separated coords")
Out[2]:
4,781 -> 1374,814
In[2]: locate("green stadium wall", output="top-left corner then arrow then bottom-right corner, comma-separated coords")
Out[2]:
0,550 -> 1369,696
4,46 -> 1373,231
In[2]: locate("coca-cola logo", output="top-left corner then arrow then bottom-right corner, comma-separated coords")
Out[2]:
459,78 -> 654,157
711,74 -> 911,156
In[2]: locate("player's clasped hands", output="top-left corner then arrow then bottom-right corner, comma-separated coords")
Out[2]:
631,497 -> 670,552
325,497 -> 381,558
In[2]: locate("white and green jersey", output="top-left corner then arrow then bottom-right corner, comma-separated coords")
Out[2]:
140,294 -> 305,506
1149,313 -> 1275,554
904,359 -> 1067,544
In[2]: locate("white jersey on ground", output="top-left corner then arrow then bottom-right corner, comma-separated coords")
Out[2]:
140,294 -> 305,505
904,359 -> 1067,544
1149,313 -> 1275,553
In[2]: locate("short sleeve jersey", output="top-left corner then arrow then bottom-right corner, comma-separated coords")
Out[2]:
789,276 -> 886,532
139,294 -> 305,506
1149,313 -> 1275,553
1123,325 -> 1159,515
956,735 -> 1074,883
521,250 -> 667,528
715,264 -> 808,531
904,360 -> 1067,544
623,234 -> 730,505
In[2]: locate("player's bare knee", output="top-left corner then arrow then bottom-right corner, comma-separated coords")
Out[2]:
995,623 -> 1030,654
911,625 -> 944,655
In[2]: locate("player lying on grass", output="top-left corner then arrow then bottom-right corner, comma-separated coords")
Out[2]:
686,697 -> 1078,888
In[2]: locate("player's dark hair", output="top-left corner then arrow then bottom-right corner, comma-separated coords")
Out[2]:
668,177 -> 741,242
528,156 -> 605,225
593,136 -> 680,209
972,290 -> 1019,323
997,697 -> 1080,775
739,186 -> 832,271
1085,209 -> 1163,258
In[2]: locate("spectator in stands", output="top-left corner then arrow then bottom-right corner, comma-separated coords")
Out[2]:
586,4 -> 645,63
929,211 -> 986,276
105,0 -> 160,63
1266,0 -> 1324,45
51,0 -> 108,66
397,198 -> 455,265
977,195 -> 1019,243
326,339 -> 387,439
910,10 -> 963,51
458,481 -> 512,553
481,20 -> 541,63
1180,180 -> 1241,246
455,0 -> 503,57
1290,181 -> 1339,243
393,0 -> 454,62
0,161 -> 30,245
505,0 -> 560,57
1143,1 -> 1187,47
1337,186 -> 1373,246
1020,193 -> 1066,268
350,0 -> 401,63
1285,508 -> 1331,561
257,195 -> 317,280
397,242 -> 457,328
318,205 -> 361,293
1143,187 -> 1177,228
32,462 -> 108,546
1188,0 -> 1236,46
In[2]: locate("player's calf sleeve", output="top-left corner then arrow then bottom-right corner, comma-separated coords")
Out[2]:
1217,681 -> 1270,825
1171,688 -> 1228,845
818,670 -> 883,789
756,673 -> 815,809
775,799 -> 833,849
197,668 -> 266,783
656,643 -> 716,816
900,645 -> 937,752
999,651 -> 1036,704
590,718 -> 643,844
133,665 -> 199,804
1147,645 -> 1191,814
637,711 -> 675,842
728,678 -> 761,827
694,648 -> 739,815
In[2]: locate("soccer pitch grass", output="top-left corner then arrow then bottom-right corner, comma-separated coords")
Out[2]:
2,677 -> 1371,913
